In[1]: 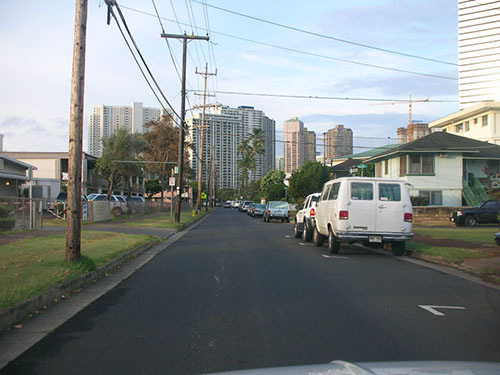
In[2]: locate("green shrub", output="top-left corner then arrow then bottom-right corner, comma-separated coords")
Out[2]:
0,204 -> 9,218
411,196 -> 429,206
0,217 -> 15,231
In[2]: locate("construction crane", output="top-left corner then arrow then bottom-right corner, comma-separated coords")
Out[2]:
372,95 -> 429,125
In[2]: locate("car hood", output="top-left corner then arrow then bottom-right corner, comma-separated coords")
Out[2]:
204,361 -> 500,375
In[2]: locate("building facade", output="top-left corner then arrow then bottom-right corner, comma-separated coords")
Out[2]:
187,105 -> 275,189
304,130 -> 317,164
326,125 -> 353,159
284,117 -> 304,174
88,102 -> 163,157
396,122 -> 431,144
459,0 -> 500,109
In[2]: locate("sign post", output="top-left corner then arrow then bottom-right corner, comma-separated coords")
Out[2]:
169,176 -> 175,222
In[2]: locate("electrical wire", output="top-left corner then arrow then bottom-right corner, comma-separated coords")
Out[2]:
107,1 -> 182,121
118,5 -> 458,81
191,0 -> 458,66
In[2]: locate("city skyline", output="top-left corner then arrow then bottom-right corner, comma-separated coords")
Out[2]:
0,1 -> 458,156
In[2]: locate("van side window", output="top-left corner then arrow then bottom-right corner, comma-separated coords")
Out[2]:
351,182 -> 373,200
379,183 -> 401,201
328,182 -> 340,200
321,185 -> 331,201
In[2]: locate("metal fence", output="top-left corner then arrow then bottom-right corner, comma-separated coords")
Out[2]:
0,197 -> 44,230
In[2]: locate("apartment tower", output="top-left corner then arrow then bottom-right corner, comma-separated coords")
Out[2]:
326,125 -> 353,159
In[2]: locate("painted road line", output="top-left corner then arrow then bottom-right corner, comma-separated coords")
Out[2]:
418,305 -> 466,316
322,254 -> 349,259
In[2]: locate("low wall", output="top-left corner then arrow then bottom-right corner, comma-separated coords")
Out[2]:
412,206 -> 469,226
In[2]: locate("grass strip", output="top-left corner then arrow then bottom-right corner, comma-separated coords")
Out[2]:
122,209 -> 211,229
0,231 -> 153,310
407,241 -> 486,263
413,227 -> 498,246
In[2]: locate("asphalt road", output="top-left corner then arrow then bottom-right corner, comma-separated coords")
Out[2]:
2,209 -> 500,374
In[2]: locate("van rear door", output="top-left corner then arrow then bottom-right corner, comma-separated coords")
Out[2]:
348,181 -> 376,232
375,182 -> 404,232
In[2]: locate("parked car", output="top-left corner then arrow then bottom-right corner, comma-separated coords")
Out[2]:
127,195 -> 145,202
263,201 -> 290,222
239,201 -> 254,212
55,192 -> 88,202
313,177 -> 413,256
450,200 -> 500,226
87,193 -> 128,216
251,203 -> 266,217
223,201 -> 232,209
294,192 -> 321,242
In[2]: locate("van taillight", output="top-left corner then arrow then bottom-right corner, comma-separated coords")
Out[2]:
310,208 -> 315,217
339,210 -> 348,220
404,213 -> 413,222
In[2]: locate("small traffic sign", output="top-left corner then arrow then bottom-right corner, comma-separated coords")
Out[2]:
201,192 -> 207,199
169,177 -> 175,186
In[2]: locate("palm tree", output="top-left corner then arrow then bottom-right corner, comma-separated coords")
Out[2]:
249,128 -> 265,181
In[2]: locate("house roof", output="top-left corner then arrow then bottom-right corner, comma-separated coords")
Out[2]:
365,131 -> 500,162
0,154 -> 37,170
333,143 -> 402,161
331,158 -> 361,171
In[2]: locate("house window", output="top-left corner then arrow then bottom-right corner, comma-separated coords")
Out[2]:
409,154 -> 434,174
474,118 -> 478,125
464,121 -> 470,131
482,115 -> 488,127
455,123 -> 463,132
487,160 -> 500,175
384,160 -> 389,175
400,155 -> 407,176
419,190 -> 443,205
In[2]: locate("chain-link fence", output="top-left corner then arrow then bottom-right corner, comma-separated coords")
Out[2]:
0,197 -> 43,230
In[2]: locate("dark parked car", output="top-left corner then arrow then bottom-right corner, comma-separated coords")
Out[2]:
450,200 -> 500,226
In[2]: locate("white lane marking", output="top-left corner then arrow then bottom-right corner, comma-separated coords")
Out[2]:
299,242 -> 306,246
418,305 -> 466,316
322,254 -> 349,259
285,235 -> 292,238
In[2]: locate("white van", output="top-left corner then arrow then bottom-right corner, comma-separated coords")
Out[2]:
313,177 -> 413,256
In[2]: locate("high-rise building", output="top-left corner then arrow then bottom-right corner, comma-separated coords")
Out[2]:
396,122 -> 430,143
88,102 -> 163,157
187,105 -> 275,189
326,125 -> 353,159
459,0 -> 500,109
283,117 -> 317,174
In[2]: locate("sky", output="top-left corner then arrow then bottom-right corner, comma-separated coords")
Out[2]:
0,0 -> 459,156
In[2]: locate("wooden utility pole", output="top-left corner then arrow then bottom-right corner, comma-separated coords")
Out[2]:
161,33 -> 209,222
66,0 -> 88,262
194,64 -> 217,211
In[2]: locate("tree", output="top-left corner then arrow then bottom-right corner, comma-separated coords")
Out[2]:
218,188 -> 236,201
288,161 -> 331,202
142,114 -> 192,203
261,170 -> 286,201
95,127 -> 146,200
237,138 -> 252,190
145,178 -> 162,198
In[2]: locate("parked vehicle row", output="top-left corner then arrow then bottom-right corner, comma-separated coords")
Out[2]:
293,177 -> 414,256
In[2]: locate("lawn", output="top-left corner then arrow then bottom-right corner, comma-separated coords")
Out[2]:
413,227 -> 498,246
122,208 -> 211,229
406,242 -> 486,263
0,231 -> 154,310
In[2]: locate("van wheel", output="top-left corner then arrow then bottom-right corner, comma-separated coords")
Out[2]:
294,221 -> 302,238
391,241 -> 405,256
328,228 -> 340,254
313,227 -> 324,247
302,222 -> 313,242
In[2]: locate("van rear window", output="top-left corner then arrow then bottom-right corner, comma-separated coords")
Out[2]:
350,182 -> 373,200
379,183 -> 401,201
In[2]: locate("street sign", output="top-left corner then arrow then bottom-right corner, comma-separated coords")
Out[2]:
201,192 -> 207,199
169,177 -> 175,186
174,166 -> 179,174
350,167 -> 358,174
358,164 -> 367,168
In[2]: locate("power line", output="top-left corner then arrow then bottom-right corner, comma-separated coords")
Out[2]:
191,0 -> 458,67
199,90 -> 458,102
106,1 -> 181,120
118,5 -> 458,81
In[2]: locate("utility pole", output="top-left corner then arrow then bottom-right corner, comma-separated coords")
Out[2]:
66,0 -> 88,262
161,33 -> 209,222
194,63 -> 217,212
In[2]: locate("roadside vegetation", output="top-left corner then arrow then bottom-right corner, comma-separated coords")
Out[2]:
0,231 -> 154,310
408,227 -> 500,283
122,208 -> 212,229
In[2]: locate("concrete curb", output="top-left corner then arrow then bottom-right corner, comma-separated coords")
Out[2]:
0,209 -> 213,334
